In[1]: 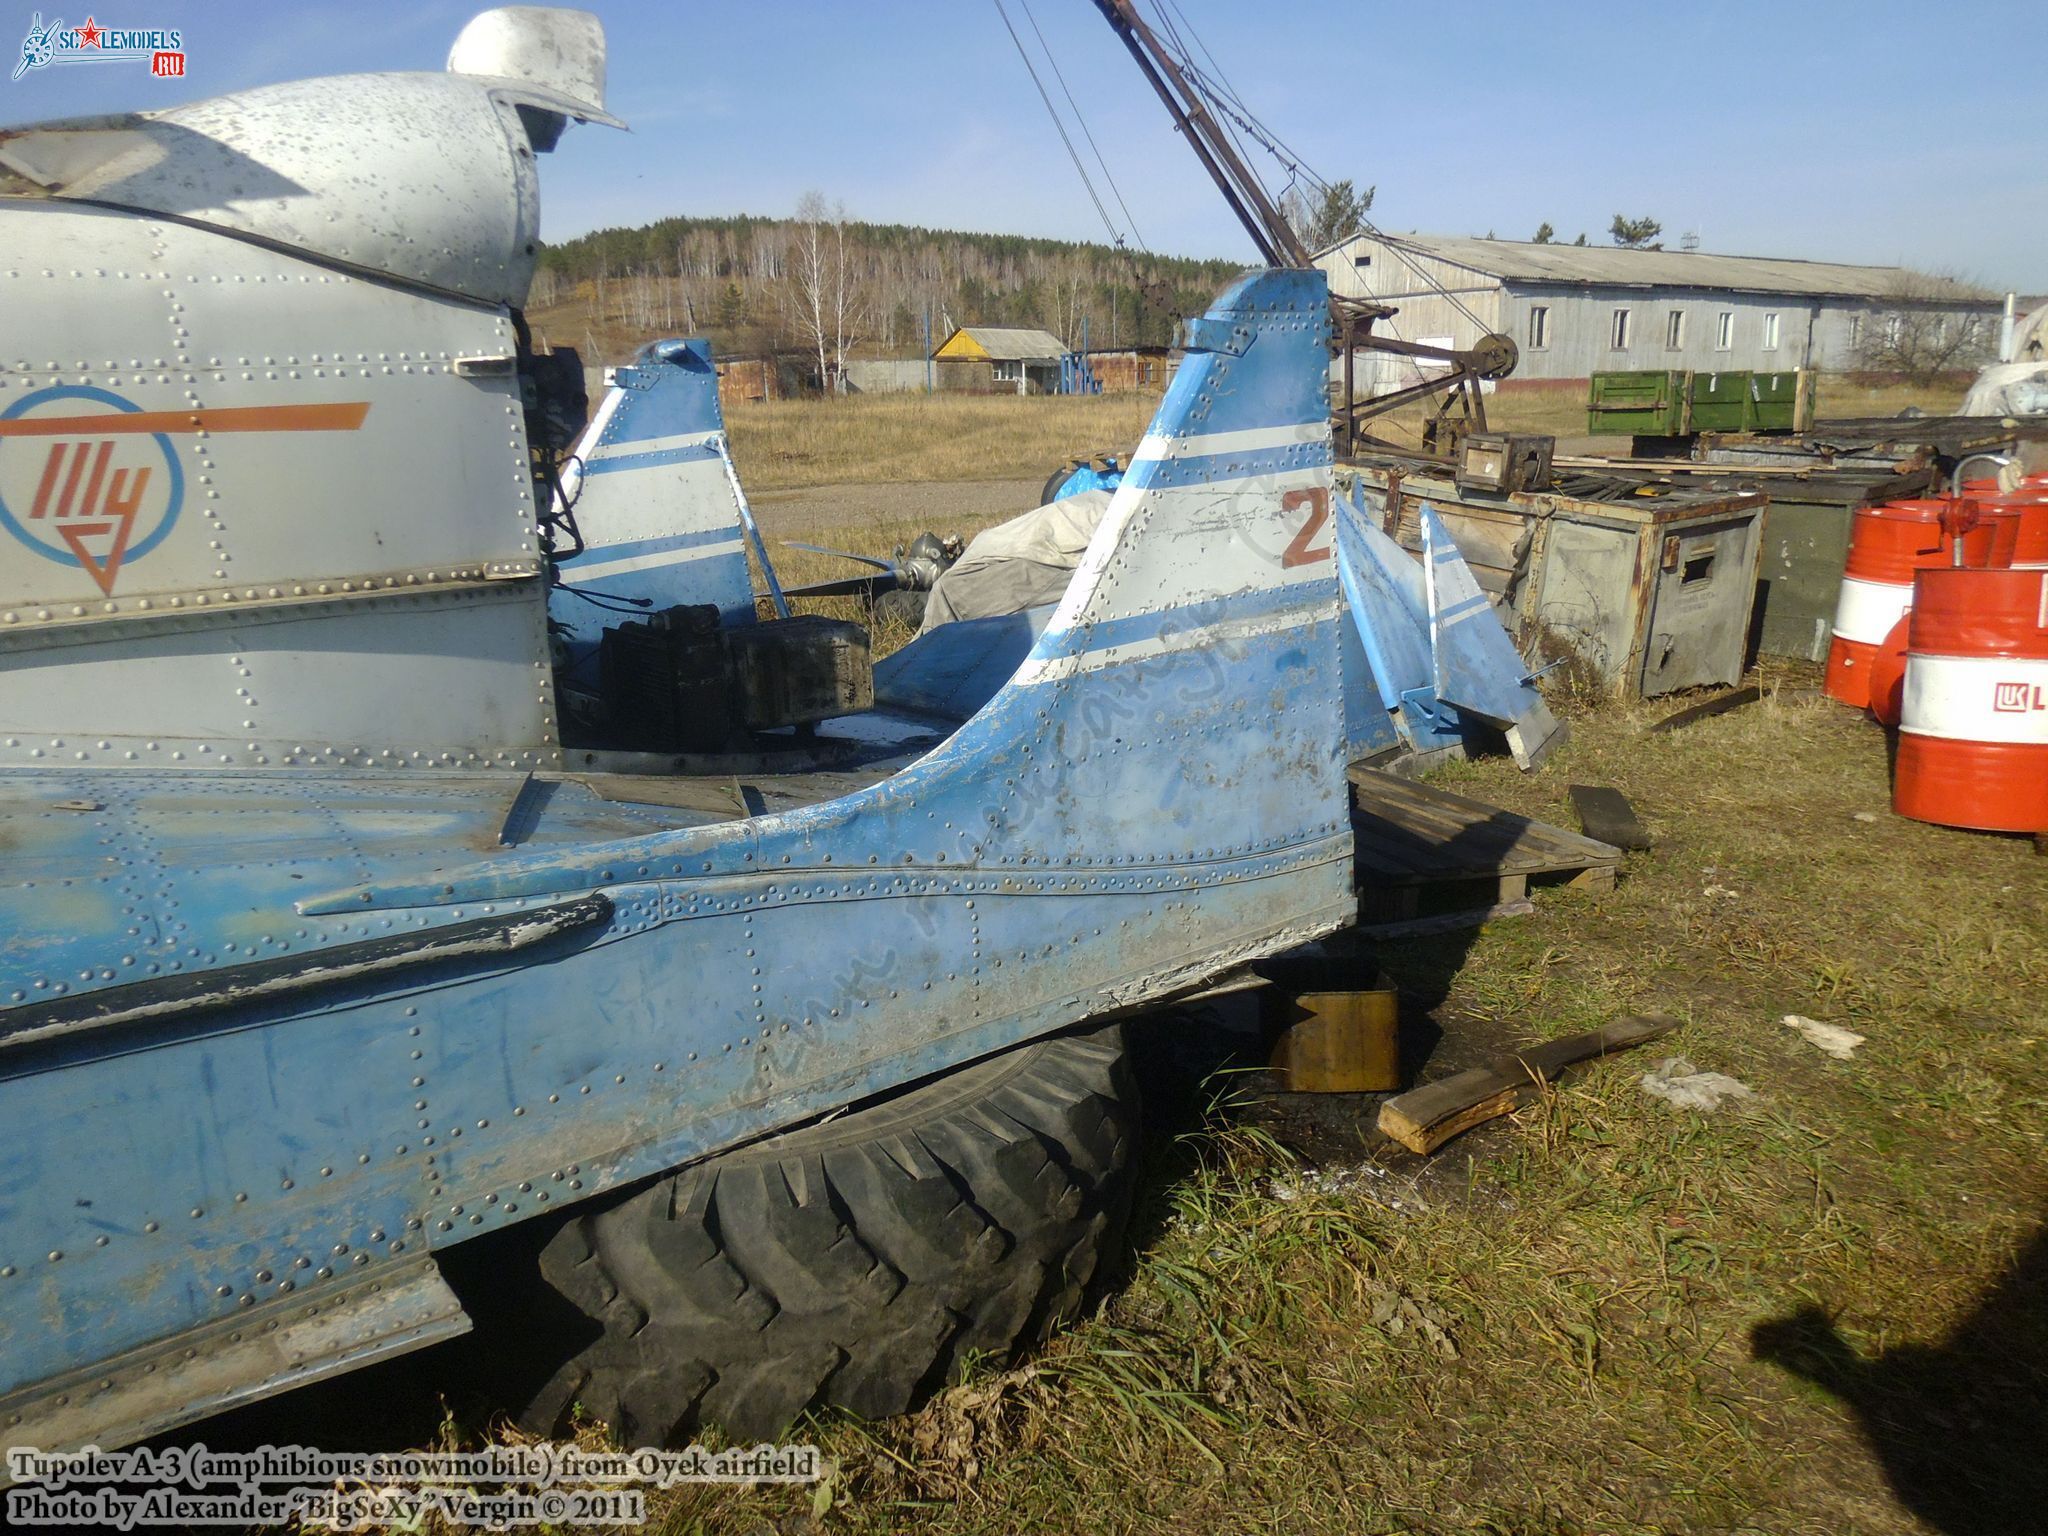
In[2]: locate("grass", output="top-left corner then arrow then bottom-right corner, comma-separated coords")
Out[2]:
720,373 -> 1964,489
725,392 -> 1161,493
605,668 -> 2047,1536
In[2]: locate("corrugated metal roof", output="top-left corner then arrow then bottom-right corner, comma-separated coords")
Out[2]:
945,326 -> 1067,360
1334,234 -> 2000,303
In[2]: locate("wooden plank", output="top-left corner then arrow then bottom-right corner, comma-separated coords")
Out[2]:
1354,769 -> 1620,861
1354,789 -> 1541,859
1377,1014 -> 1680,1154
1347,767 -> 1623,898
1567,785 -> 1651,851
1648,685 -> 1763,734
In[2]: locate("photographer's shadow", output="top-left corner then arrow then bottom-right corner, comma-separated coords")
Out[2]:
1751,1218 -> 2048,1535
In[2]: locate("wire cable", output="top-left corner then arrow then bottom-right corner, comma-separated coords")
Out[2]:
990,0 -> 1127,249
1017,0 -> 1147,252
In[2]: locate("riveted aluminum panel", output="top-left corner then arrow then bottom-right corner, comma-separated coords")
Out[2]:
0,583 -> 558,770
0,205 -> 557,765
0,73 -> 553,305
0,205 -> 540,616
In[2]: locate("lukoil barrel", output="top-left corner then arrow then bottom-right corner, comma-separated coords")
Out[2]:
1893,566 -> 2048,832
1988,491 -> 2048,569
1825,499 -> 2013,709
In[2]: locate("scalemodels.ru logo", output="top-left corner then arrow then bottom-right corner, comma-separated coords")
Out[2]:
13,13 -> 186,81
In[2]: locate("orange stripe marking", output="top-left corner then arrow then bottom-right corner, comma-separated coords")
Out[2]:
0,402 -> 371,437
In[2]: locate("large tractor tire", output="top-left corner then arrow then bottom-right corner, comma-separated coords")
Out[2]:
516,1023 -> 1137,1444
873,586 -> 928,632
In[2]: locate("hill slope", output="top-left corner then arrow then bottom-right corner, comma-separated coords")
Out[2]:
529,213 -> 1244,371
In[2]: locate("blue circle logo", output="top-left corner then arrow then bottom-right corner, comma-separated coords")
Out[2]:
0,385 -> 185,596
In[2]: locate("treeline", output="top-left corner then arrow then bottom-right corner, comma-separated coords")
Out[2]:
530,213 -> 1246,365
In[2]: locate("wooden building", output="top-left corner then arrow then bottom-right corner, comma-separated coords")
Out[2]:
932,325 -> 1067,395
1083,345 -> 1173,393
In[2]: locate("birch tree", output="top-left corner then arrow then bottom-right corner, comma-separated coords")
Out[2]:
788,192 -> 866,393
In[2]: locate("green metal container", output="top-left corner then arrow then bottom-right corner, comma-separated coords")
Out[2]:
1586,370 -> 1685,436
1749,370 -> 1807,432
1687,370 -> 1752,433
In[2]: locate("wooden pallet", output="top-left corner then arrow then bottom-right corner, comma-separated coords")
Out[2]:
1348,766 -> 1622,927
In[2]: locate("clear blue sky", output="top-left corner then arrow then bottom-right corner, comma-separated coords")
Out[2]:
6,1 -> 2045,291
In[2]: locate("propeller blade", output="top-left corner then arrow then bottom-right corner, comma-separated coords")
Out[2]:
781,541 -> 893,572
781,572 -> 903,599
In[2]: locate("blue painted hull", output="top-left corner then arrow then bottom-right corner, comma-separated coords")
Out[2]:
0,268 -> 1356,1442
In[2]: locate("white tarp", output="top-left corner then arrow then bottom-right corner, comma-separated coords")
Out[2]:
1961,361 -> 2048,419
919,489 -> 1113,631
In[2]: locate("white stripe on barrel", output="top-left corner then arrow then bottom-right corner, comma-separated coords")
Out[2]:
1831,575 -> 1913,647
1900,655 -> 2048,745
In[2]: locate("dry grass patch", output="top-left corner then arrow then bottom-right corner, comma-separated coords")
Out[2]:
725,392 -> 1160,493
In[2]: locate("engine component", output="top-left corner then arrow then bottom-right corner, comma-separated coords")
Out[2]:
725,615 -> 873,731
596,608 -> 873,750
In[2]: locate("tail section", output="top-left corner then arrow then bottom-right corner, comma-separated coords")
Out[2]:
1334,484 -> 1565,769
324,268 -> 1357,979
299,271 -> 1356,1225
548,340 -> 770,657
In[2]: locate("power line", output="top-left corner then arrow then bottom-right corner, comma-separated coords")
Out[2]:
1135,5 -> 1493,339
1144,1 -> 1272,215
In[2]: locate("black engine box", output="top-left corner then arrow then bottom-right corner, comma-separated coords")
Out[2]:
725,616 -> 873,731
598,604 -> 736,753
597,608 -> 873,751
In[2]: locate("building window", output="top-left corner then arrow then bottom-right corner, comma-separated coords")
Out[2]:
1715,311 -> 1734,351
1610,308 -> 1631,350
1353,254 -> 1373,268
1666,311 -> 1686,350
1849,314 -> 1863,349
992,360 -> 1021,383
1528,306 -> 1550,350
1761,312 -> 1781,351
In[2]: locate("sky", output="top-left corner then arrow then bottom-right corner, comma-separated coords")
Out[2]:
4,0 -> 2045,292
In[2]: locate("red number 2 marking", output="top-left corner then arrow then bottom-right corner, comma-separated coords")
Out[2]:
1280,486 -> 1332,568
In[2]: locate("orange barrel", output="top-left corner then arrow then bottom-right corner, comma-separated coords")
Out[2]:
1894,567 -> 2048,832
1982,490 -> 2048,569
1867,613 -> 1911,727
1825,499 -> 2007,709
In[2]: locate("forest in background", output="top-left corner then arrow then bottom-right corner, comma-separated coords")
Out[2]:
527,210 -> 1247,374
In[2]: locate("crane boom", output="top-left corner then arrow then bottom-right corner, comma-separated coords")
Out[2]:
1086,0 -> 1519,457
1087,0 -> 1307,268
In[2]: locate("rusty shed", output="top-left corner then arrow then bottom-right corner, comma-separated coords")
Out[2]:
1084,345 -> 1174,393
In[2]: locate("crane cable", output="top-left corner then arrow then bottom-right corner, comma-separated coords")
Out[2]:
1017,0 -> 1148,252
1140,0 -> 1494,339
990,0 -> 1129,250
